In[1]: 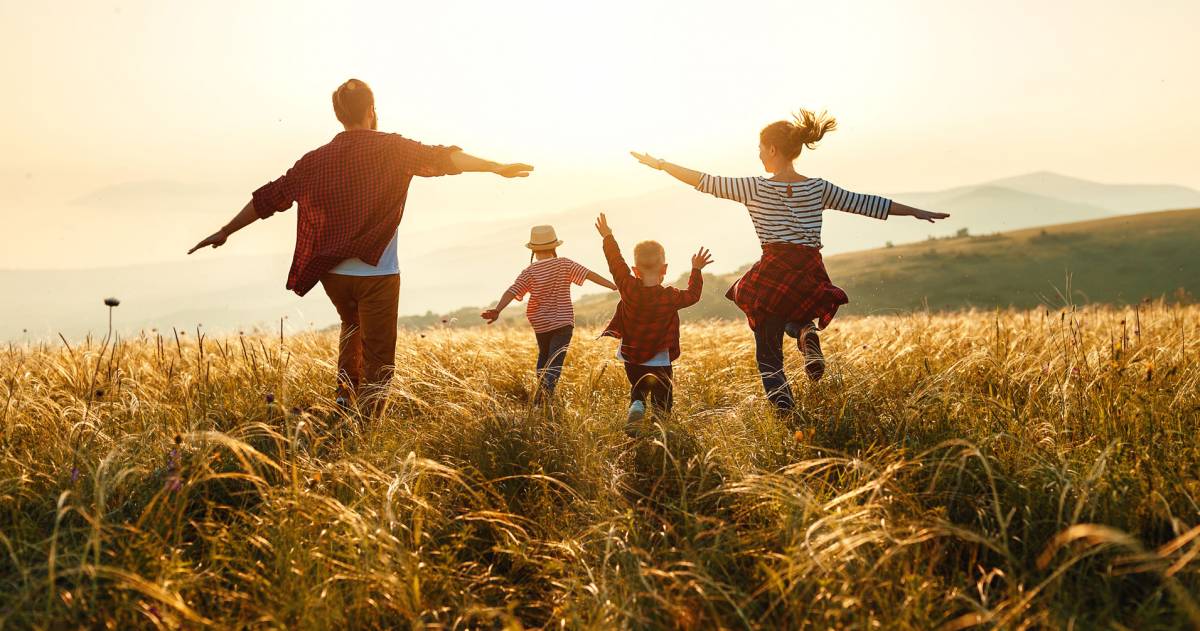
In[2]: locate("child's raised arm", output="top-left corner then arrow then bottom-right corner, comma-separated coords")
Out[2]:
595,213 -> 637,294
674,247 -> 713,308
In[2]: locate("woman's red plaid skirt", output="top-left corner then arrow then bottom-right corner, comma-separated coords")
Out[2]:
725,243 -> 848,331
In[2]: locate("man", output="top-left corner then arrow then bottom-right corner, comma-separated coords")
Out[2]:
188,78 -> 532,410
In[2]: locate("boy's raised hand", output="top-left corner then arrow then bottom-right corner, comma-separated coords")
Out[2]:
480,309 -> 500,324
594,213 -> 613,238
691,247 -> 713,270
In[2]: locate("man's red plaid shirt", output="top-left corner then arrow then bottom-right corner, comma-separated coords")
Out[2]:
251,129 -> 461,295
600,235 -> 704,364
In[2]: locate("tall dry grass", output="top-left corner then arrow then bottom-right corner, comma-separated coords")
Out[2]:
1,304 -> 1198,629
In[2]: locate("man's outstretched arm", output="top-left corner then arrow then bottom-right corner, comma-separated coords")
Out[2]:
449,150 -> 533,178
188,200 -> 258,254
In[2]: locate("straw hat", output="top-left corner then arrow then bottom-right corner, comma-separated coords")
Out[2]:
526,225 -> 563,251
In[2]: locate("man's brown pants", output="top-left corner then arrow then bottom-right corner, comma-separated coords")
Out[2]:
320,273 -> 400,407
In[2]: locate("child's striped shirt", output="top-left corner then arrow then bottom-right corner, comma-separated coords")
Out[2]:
696,175 -> 892,248
508,257 -> 590,333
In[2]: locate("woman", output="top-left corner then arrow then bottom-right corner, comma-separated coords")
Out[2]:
631,109 -> 948,419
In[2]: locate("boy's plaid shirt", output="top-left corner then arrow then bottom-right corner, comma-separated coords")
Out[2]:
600,234 -> 703,364
251,129 -> 461,296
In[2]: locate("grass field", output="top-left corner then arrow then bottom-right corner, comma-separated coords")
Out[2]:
2,304 -> 1199,628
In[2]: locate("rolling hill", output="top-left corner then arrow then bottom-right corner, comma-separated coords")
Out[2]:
421,208 -> 1198,329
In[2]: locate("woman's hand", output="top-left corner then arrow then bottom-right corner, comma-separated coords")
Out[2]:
911,208 -> 950,223
630,151 -> 663,170
691,247 -> 713,270
889,202 -> 951,224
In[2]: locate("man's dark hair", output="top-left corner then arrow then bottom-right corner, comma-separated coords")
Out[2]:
332,79 -> 374,127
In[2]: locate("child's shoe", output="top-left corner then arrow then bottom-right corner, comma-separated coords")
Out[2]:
625,400 -> 647,437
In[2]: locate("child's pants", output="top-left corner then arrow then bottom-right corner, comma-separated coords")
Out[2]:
534,325 -> 573,397
752,317 -> 796,414
624,363 -> 674,412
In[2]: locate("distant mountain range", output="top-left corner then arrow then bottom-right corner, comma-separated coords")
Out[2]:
4,172 -> 1199,341
562,207 -> 1200,326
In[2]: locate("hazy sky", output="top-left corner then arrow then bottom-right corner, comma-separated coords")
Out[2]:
3,0 -> 1198,269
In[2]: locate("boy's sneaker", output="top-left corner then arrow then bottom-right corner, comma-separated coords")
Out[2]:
625,400 -> 647,437
786,321 -> 825,381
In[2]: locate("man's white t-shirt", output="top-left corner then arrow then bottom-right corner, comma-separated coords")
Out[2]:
330,230 -> 400,275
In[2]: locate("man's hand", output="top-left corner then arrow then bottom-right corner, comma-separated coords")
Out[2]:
480,308 -> 501,324
912,209 -> 950,224
493,163 -> 534,178
691,247 -> 713,270
188,229 -> 228,254
630,151 -> 662,170
594,213 -> 613,238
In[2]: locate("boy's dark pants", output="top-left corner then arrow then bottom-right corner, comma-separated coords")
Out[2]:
534,325 -> 573,397
624,363 -> 674,411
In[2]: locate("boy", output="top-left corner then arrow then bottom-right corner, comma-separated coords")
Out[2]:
593,213 -> 712,431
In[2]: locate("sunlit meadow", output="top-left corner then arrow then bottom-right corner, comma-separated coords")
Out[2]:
1,304 -> 1198,628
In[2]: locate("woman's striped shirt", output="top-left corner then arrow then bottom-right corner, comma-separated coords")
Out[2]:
507,257 -> 591,333
696,175 -> 892,248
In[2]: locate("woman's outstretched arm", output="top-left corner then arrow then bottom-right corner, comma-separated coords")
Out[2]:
887,202 -> 950,223
630,151 -> 702,187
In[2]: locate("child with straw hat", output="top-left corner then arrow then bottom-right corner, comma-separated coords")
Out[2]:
482,225 -> 616,402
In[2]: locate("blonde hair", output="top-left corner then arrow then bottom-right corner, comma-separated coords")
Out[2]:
760,109 -> 838,160
633,240 -> 666,271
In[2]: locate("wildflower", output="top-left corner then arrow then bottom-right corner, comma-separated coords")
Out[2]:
793,430 -> 806,442
266,393 -> 276,405
95,389 -> 104,398
71,466 -> 80,483
103,297 -> 120,307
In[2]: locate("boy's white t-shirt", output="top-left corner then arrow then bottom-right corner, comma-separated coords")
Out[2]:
330,230 -> 400,275
616,348 -> 672,367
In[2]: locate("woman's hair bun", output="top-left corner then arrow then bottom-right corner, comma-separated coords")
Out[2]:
760,109 -> 838,160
